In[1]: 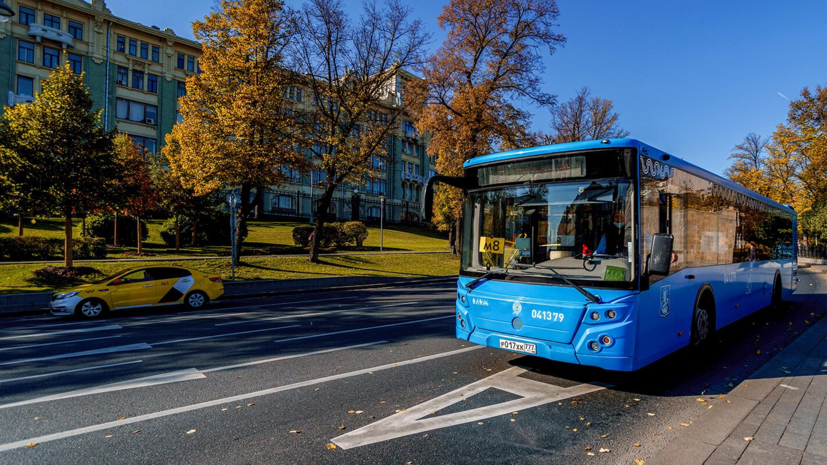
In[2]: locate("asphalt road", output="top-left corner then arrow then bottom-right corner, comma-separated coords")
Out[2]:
0,272 -> 824,464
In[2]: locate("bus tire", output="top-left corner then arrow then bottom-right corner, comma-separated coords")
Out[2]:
691,287 -> 715,347
771,274 -> 783,308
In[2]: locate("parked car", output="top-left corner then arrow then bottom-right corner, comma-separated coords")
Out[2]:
50,266 -> 224,318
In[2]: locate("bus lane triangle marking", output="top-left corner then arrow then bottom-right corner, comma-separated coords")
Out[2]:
331,366 -> 610,449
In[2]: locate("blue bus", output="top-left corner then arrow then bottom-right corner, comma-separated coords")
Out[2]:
423,139 -> 797,371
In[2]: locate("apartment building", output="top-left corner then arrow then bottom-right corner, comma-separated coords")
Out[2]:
0,0 -> 200,155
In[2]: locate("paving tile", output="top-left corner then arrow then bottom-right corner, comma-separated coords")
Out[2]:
737,439 -> 802,465
755,420 -> 787,444
682,396 -> 758,446
779,431 -> 811,451
707,436 -> 751,462
801,450 -> 827,465
648,437 -> 716,465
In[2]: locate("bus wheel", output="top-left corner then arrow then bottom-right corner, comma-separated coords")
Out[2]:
771,276 -> 783,308
691,292 -> 715,347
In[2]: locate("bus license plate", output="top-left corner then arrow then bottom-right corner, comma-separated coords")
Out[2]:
499,339 -> 537,354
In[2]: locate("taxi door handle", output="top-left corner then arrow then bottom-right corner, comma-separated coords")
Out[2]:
143,284 -> 154,287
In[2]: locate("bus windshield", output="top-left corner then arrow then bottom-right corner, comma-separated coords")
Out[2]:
461,178 -> 635,286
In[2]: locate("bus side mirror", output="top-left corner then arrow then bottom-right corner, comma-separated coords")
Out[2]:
649,233 -> 674,276
421,175 -> 476,222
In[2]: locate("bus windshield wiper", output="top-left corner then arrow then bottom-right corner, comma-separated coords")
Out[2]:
513,263 -> 601,303
465,269 -> 507,293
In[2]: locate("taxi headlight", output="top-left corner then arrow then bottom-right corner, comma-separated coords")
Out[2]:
54,291 -> 80,300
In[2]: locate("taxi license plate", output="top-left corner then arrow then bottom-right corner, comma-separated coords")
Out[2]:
499,339 -> 537,354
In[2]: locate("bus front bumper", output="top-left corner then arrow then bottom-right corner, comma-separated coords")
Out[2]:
462,327 -> 637,372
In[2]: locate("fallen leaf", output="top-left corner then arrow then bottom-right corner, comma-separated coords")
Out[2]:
117,417 -> 126,421
667,426 -> 674,430
635,459 -> 646,465
327,444 -> 337,450
186,429 -> 196,434
105,435 -> 113,438
584,446 -> 592,451
566,426 -> 571,429
380,401 -> 387,404
132,430 -> 141,434
586,452 -> 595,456
26,443 -> 37,448
33,417 -> 41,421
599,448 -> 611,453
679,423 -> 690,427
247,403 -> 255,407
513,411 -> 519,415
355,410 -> 364,414
756,350 -> 761,355
478,422 -> 484,425
600,434 -> 608,438
718,395 -> 726,399
235,406 -> 242,409
586,422 -> 592,427
338,425 -> 346,430
511,419 -> 516,423
348,410 -> 355,414
289,430 -> 301,434
579,417 -> 585,421
236,376 -> 242,379
634,443 -> 641,447
573,429 -> 578,432
744,437 -> 754,442
221,408 -> 228,412
696,398 -> 705,402
625,404 -> 631,408
653,433 -> 660,436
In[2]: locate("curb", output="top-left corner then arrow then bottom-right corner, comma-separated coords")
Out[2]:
0,275 -> 458,318
648,270 -> 827,465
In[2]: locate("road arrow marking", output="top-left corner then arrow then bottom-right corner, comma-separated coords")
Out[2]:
331,366 -> 610,449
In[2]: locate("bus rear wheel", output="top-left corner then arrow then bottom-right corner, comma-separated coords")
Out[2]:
771,276 -> 783,308
691,291 -> 715,347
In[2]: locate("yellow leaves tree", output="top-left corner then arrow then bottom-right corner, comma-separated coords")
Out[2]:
114,134 -> 158,255
409,0 -> 565,249
0,63 -> 117,267
165,0 -> 306,264
289,0 -> 428,262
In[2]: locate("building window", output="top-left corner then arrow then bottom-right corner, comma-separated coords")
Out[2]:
280,166 -> 300,183
177,53 -> 184,69
311,169 -> 328,186
17,40 -> 34,63
128,39 -> 137,56
140,43 -> 148,59
367,206 -> 381,219
284,86 -> 302,102
402,121 -> 416,133
186,56 -> 195,72
127,135 -> 157,154
147,74 -> 158,94
43,13 -> 60,29
272,195 -> 295,213
43,47 -> 59,68
116,98 -> 158,125
68,21 -> 83,41
117,36 -> 125,53
16,76 -> 34,97
117,66 -> 128,86
151,46 -> 160,62
177,81 -> 187,97
19,6 -> 35,25
131,70 -> 144,90
371,155 -> 386,171
68,53 -> 82,74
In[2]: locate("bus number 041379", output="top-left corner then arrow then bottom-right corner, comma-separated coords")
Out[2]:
531,309 -> 564,322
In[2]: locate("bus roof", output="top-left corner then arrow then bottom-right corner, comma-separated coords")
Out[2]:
464,138 -> 795,215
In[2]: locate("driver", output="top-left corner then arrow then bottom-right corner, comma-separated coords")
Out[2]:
595,208 -> 628,256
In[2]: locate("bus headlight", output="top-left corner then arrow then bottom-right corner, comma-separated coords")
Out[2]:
588,341 -> 600,351
605,309 -> 617,319
590,311 -> 600,321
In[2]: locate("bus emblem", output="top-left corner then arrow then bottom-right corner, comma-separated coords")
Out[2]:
660,286 -> 671,317
512,318 -> 523,330
512,301 -> 523,316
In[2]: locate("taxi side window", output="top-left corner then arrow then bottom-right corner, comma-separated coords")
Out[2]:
119,270 -> 154,283
154,268 -> 192,280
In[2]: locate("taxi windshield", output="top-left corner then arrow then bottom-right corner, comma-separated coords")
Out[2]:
461,178 -> 635,286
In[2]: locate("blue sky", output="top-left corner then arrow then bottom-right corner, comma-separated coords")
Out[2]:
108,0 -> 827,176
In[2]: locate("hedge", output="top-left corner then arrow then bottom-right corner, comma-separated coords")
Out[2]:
292,222 -> 368,248
0,237 -> 106,261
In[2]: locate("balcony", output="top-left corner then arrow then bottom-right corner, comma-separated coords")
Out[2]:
7,91 -> 35,107
402,171 -> 424,184
28,24 -> 75,49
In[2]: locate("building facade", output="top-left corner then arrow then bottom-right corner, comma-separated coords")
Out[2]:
0,0 -> 437,225
0,0 -> 200,155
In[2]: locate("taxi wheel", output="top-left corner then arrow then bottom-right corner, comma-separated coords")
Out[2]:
185,291 -> 208,309
76,299 -> 108,319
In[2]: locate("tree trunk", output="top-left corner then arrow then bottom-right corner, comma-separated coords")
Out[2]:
232,184 -> 258,266
136,215 -> 142,255
309,184 -> 337,263
82,216 -> 86,237
17,215 -> 23,237
113,212 -> 120,247
64,211 -> 74,268
175,216 -> 180,251
191,219 -> 197,247
453,218 -> 461,257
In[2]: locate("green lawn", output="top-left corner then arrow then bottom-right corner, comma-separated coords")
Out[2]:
0,217 -> 449,259
0,252 -> 459,294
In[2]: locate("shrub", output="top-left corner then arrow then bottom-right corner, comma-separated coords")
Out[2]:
33,266 -> 101,285
72,237 -> 107,259
85,214 -> 148,246
343,221 -> 369,247
158,209 -> 248,247
292,225 -> 315,247
0,237 -> 61,260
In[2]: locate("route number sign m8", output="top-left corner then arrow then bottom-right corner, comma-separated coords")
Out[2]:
479,237 -> 504,254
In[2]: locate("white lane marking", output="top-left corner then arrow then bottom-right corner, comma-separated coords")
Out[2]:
152,325 -> 301,346
0,361 -> 143,385
332,367 -> 610,449
0,335 -> 123,353
273,316 -> 452,344
0,346 -> 482,452
201,340 -> 388,373
221,296 -> 365,311
214,301 -> 418,327
123,311 -> 257,327
0,325 -> 122,341
0,369 -> 206,410
0,343 -> 152,366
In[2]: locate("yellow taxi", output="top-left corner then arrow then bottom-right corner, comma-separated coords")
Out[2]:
50,266 -> 225,318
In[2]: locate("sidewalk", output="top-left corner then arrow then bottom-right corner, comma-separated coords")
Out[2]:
650,277 -> 827,465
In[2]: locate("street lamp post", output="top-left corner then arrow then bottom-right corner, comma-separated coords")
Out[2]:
0,1 -> 14,22
226,189 -> 240,281
380,196 -> 385,252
